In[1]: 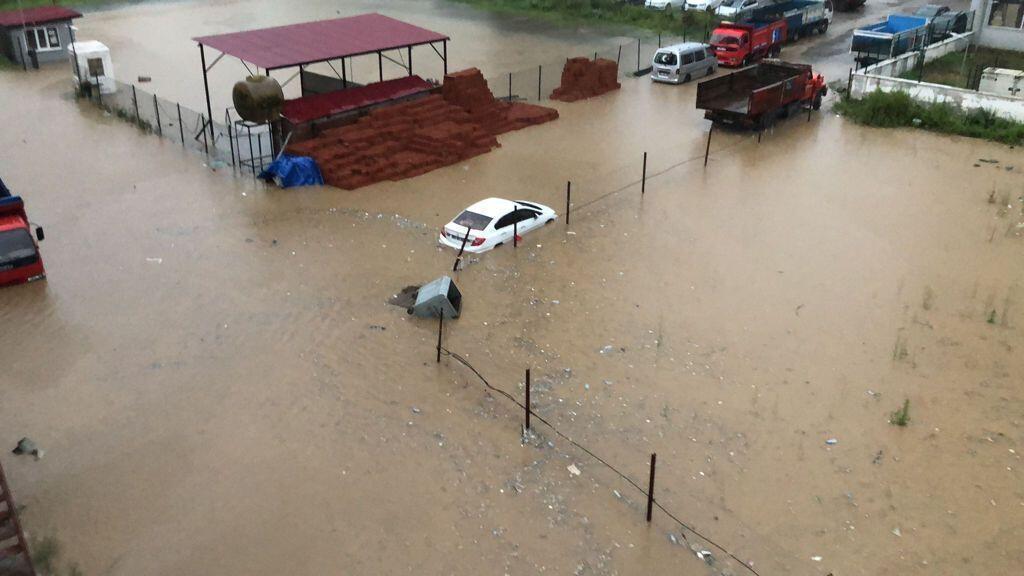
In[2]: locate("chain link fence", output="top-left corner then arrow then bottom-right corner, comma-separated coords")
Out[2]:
79,77 -> 275,176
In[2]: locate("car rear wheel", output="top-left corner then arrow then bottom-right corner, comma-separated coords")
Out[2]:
706,67 -> 714,76
683,73 -> 691,83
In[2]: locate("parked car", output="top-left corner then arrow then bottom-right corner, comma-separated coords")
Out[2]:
716,0 -> 768,19
439,198 -> 558,254
685,0 -> 726,11
645,0 -> 687,9
651,43 -> 717,83
913,4 -> 969,39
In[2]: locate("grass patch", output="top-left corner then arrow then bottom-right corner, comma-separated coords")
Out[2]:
451,0 -> 719,38
900,46 -> 1024,89
890,399 -> 911,427
835,89 -> 1024,146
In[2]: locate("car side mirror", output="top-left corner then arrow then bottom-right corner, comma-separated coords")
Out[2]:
35,227 -> 44,242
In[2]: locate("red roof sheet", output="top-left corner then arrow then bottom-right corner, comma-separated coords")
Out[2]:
194,13 -> 449,71
282,75 -> 434,124
0,6 -> 82,28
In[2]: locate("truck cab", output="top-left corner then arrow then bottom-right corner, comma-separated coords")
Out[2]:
0,194 -> 46,287
711,20 -> 786,67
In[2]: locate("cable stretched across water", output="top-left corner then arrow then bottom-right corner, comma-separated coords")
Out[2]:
438,345 -> 766,576
570,131 -> 757,215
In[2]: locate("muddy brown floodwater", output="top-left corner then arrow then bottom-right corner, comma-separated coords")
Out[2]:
1,1 -> 1023,576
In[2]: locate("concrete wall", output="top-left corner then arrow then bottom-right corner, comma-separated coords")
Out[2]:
971,0 -> 1024,50
1,23 -> 74,68
852,31 -> 1024,122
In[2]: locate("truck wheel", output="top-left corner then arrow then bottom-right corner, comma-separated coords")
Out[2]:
813,92 -> 823,110
791,30 -> 800,42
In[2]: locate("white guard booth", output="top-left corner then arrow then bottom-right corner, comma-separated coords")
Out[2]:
69,41 -> 116,95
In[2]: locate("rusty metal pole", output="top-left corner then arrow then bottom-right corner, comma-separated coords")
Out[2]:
153,94 -> 162,136
525,368 -> 531,430
646,452 -> 657,522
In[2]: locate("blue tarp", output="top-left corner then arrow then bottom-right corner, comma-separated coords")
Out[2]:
259,154 -> 324,188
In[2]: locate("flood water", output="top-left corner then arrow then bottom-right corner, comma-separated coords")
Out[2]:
1,1 -> 1022,576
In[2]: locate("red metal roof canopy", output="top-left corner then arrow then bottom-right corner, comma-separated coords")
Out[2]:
193,13 -> 449,71
0,6 -> 82,28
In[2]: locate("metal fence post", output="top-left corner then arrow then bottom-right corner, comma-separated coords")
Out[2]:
565,181 -> 571,225
637,38 -> 641,72
177,103 -> 185,146
436,314 -> 444,363
508,72 -> 512,101
525,368 -> 531,430
646,453 -> 657,522
704,125 -> 713,167
131,84 -> 140,124
153,94 -> 162,137
641,152 -> 647,196
617,44 -> 622,68
537,65 -> 542,101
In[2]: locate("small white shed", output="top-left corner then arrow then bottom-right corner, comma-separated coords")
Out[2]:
69,40 -> 116,95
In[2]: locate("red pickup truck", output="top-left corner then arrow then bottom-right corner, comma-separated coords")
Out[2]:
0,190 -> 46,288
710,20 -> 787,67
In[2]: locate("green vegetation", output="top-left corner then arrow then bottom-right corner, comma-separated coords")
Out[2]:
452,0 -> 719,37
900,47 -> 1024,89
890,399 -> 911,427
29,534 -> 82,576
835,90 -> 1024,146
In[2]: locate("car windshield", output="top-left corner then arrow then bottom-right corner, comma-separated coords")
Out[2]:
654,52 -> 677,66
710,34 -> 739,45
721,0 -> 743,7
453,210 -> 493,231
0,228 -> 37,267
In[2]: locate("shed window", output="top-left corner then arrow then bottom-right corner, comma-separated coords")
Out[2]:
989,0 -> 1024,29
25,26 -> 61,51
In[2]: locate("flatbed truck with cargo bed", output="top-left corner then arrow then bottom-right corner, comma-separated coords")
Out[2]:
695,60 -> 827,129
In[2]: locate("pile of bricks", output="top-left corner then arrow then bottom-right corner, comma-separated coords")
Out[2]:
550,57 -> 621,102
290,68 -> 558,190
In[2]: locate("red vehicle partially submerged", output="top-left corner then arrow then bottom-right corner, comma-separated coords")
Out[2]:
0,194 -> 46,287
696,60 -> 828,129
711,20 -> 787,67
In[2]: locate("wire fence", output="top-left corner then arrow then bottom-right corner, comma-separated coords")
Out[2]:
79,77 -> 276,176
484,33 -> 703,104
435,345 -> 767,576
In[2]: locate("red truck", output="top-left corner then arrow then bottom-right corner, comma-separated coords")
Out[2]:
0,189 -> 46,287
710,20 -> 787,67
695,61 -> 828,129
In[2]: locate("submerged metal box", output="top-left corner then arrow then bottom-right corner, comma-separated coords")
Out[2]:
411,276 -> 462,319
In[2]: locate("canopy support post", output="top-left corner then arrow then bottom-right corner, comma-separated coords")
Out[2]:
200,44 -> 215,143
378,51 -> 383,82
443,40 -> 448,75
408,46 -> 413,76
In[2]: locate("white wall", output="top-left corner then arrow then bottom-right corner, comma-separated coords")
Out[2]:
972,0 -> 1024,51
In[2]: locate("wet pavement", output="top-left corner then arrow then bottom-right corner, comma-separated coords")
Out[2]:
1,1 -> 1022,575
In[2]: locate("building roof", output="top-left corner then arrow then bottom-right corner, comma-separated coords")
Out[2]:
0,6 -> 82,28
193,13 -> 449,71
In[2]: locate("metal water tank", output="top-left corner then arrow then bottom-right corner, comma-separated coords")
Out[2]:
233,75 -> 284,123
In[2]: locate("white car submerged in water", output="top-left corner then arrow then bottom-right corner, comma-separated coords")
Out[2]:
439,198 -> 558,254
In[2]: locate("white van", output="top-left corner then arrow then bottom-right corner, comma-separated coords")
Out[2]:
651,42 -> 718,84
